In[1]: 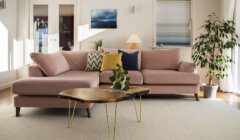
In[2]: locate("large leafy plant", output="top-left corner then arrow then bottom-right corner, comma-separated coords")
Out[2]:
110,64 -> 130,91
192,13 -> 238,86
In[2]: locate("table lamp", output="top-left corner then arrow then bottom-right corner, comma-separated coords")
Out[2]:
126,34 -> 142,49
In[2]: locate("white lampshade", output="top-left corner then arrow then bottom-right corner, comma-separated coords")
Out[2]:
126,34 -> 142,44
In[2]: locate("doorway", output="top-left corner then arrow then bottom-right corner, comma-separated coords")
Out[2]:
30,0 -> 75,53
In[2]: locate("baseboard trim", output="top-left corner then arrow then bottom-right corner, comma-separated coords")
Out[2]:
0,82 -> 12,91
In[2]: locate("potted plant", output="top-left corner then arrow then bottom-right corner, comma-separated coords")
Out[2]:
192,13 -> 238,98
109,64 -> 130,92
92,39 -> 103,51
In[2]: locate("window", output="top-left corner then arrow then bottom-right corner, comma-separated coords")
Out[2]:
0,20 -> 8,72
156,0 -> 191,47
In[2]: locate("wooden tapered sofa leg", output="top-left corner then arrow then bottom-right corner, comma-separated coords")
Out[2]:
194,93 -> 199,101
86,108 -> 91,118
16,107 -> 21,117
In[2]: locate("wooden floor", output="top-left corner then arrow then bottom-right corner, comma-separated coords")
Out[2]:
1,88 -> 240,110
0,88 -> 14,107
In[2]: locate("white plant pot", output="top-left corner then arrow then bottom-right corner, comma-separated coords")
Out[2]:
203,85 -> 219,99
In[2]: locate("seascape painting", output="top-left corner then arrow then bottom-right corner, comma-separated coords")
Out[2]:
91,9 -> 117,29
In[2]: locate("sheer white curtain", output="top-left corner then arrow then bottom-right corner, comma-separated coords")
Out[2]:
234,0 -> 240,93
220,0 -> 240,93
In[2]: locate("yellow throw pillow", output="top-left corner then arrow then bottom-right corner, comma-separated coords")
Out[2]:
101,53 -> 122,71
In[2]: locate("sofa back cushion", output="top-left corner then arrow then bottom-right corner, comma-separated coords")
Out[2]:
31,52 -> 70,76
141,49 -> 180,70
61,51 -> 88,71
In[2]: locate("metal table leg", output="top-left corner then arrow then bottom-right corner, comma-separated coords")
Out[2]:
68,99 -> 77,128
105,102 -> 118,140
133,95 -> 142,123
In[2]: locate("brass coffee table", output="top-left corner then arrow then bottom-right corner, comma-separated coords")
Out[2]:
59,86 -> 150,140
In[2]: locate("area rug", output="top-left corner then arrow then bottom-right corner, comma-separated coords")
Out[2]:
0,99 -> 240,140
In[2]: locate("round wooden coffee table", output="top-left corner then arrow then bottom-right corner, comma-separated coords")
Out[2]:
59,86 -> 150,140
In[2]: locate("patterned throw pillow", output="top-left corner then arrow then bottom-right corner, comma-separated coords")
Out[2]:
86,52 -> 103,71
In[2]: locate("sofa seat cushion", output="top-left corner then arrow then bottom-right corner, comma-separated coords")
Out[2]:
100,70 -> 143,85
12,71 -> 99,96
142,70 -> 200,85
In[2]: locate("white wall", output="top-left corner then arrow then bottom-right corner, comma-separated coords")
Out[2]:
15,0 -> 29,80
79,0 -> 154,50
0,0 -> 18,90
18,0 -> 29,41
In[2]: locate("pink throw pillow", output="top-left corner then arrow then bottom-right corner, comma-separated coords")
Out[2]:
99,48 -> 118,54
31,52 -> 70,76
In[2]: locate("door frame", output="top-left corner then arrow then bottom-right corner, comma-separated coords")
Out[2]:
29,0 -> 76,52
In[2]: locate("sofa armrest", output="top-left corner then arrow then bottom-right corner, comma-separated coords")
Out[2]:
178,61 -> 197,73
28,65 -> 45,77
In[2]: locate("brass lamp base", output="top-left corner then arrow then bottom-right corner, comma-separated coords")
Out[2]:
128,43 -> 140,49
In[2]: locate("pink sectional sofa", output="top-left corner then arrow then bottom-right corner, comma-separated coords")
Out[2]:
12,49 -> 200,117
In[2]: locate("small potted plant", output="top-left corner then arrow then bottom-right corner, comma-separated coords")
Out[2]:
110,64 -> 130,92
92,39 -> 103,51
192,13 -> 238,98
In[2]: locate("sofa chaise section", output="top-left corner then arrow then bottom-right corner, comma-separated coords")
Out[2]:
12,66 -> 98,117
13,71 -> 99,96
